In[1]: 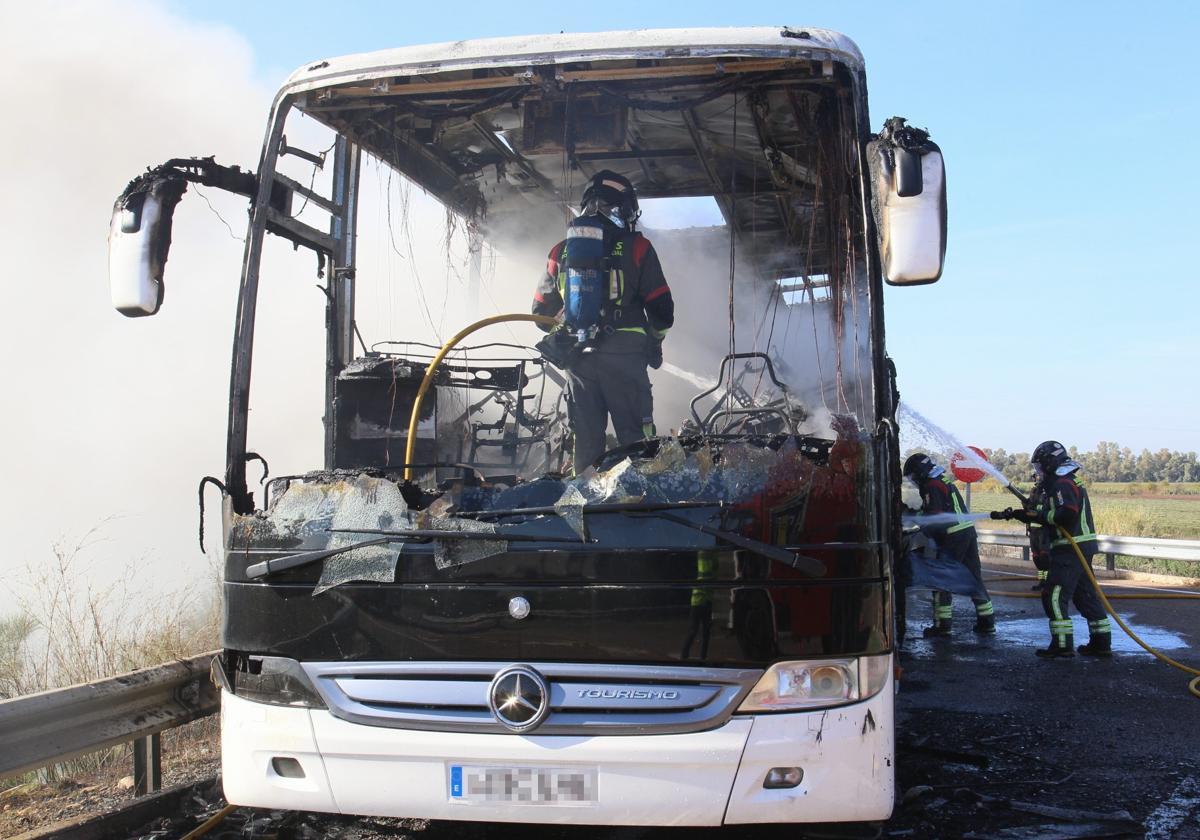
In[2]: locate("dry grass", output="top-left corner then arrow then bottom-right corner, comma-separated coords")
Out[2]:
0,717 -> 221,837
1090,481 -> 1200,497
0,524 -> 221,786
967,485 -> 1200,578
1094,502 -> 1156,537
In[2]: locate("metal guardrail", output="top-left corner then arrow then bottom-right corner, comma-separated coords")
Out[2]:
976,529 -> 1200,567
0,651 -> 219,789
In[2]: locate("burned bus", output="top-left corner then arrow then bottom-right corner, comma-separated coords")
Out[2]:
108,27 -> 947,828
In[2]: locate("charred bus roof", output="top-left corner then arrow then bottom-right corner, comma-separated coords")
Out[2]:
280,28 -> 864,94
272,27 -> 868,280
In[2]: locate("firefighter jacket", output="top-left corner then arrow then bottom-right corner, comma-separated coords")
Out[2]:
532,225 -> 674,341
918,474 -> 975,544
1036,473 -> 1098,560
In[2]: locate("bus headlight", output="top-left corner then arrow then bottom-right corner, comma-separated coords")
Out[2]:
229,655 -> 326,709
737,654 -> 890,713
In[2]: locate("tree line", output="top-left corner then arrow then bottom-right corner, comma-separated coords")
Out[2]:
981,442 -> 1200,483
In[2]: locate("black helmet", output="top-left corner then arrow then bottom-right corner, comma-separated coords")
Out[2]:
1032,440 -> 1080,477
580,170 -> 640,228
903,453 -> 943,482
1031,441 -> 1068,472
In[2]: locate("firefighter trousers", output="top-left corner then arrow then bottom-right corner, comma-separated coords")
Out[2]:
1041,549 -> 1110,640
566,340 -> 654,470
929,530 -> 993,624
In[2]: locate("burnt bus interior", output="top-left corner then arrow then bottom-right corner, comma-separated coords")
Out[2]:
222,40 -> 896,668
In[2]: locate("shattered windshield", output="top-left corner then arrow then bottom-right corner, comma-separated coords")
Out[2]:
231,48 -> 881,585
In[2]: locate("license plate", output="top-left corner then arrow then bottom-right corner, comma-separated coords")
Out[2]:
449,764 -> 597,804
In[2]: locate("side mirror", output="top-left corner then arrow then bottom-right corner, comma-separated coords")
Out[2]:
868,118 -> 947,286
108,174 -> 187,316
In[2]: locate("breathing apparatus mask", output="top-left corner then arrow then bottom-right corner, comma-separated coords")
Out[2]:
584,200 -> 627,230
902,452 -> 943,483
578,170 -> 640,231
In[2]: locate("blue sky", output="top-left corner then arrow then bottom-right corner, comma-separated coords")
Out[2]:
171,0 -> 1200,455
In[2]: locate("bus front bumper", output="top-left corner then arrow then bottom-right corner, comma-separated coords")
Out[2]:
220,671 -> 894,826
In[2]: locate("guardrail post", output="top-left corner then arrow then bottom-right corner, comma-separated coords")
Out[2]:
1105,552 -> 1116,572
1022,546 -> 1030,565
132,732 -> 162,795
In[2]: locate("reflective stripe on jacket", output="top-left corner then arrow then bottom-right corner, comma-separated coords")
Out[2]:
1045,474 -> 1097,550
920,474 -> 976,537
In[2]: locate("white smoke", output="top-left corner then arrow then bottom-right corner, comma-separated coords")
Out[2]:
0,0 -> 271,607
347,181 -> 875,450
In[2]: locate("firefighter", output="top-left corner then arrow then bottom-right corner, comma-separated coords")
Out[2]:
532,170 -> 674,471
1003,441 -> 1111,658
902,453 -> 995,636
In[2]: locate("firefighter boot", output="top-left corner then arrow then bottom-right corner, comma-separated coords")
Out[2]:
922,620 -> 952,638
1078,620 -> 1113,657
972,601 -> 996,635
1036,620 -> 1075,658
923,594 -> 953,637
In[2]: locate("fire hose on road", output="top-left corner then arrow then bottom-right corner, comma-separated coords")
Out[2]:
986,490 -> 1200,698
1053,527 -> 1200,699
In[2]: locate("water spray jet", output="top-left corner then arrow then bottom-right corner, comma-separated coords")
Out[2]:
898,402 -> 1031,505
902,511 -> 993,528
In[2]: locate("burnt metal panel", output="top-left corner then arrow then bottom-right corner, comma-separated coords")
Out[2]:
331,357 -> 440,470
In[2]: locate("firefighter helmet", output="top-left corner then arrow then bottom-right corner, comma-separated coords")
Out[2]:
1031,440 -> 1068,472
903,453 -> 944,482
580,170 -> 640,228
1032,440 -> 1080,476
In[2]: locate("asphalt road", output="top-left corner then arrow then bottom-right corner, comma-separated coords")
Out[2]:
890,566 -> 1200,839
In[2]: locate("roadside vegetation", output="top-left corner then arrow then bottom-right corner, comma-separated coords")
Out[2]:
0,526 -> 220,791
967,484 -> 1200,541
981,442 -> 1200,484
965,483 -> 1200,578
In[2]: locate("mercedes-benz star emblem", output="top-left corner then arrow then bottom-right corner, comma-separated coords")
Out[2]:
508,596 -> 531,620
488,665 -> 550,733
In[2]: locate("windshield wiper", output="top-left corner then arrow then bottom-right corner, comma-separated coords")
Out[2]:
328,528 -> 581,542
460,500 -> 722,519
245,537 -> 391,580
244,528 -> 579,580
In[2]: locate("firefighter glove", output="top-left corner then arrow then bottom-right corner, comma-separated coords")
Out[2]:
1010,507 -> 1046,525
647,338 -> 664,370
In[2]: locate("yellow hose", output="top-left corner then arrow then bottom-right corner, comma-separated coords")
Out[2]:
403,314 -> 558,481
1056,526 -> 1200,699
180,803 -> 238,840
991,591 -> 1200,600
986,572 -> 1200,600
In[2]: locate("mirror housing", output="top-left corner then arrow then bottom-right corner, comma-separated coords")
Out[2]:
868,118 -> 947,286
108,174 -> 187,316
